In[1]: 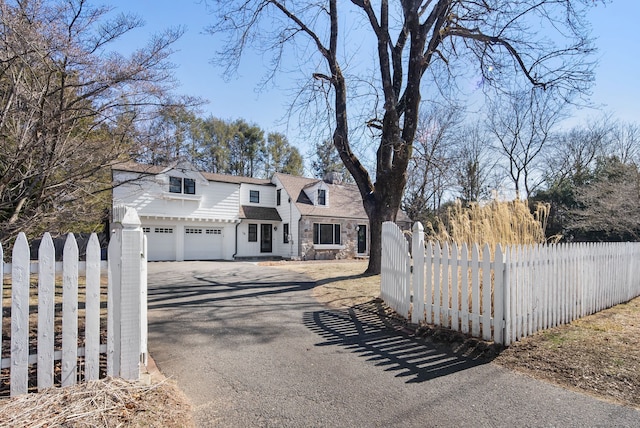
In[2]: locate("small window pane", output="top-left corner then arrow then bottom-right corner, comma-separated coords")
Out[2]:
169,176 -> 182,193
277,189 -> 281,206
249,190 -> 260,203
319,224 -> 334,244
283,223 -> 289,243
313,223 -> 319,244
184,178 -> 196,194
318,189 -> 326,205
248,224 -> 258,242
334,224 -> 341,244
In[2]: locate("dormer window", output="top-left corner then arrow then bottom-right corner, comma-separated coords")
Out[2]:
169,176 -> 182,193
318,189 -> 326,205
184,178 -> 196,194
249,190 -> 260,203
169,176 -> 196,194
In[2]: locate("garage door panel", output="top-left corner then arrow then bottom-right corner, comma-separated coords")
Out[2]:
184,227 -> 223,260
144,226 -> 175,261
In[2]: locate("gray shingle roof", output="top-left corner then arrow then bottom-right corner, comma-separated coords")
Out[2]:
239,206 -> 282,221
274,173 -> 369,220
112,161 -> 273,185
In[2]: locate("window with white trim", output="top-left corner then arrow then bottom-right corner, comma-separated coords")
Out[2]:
249,190 -> 260,203
169,176 -> 182,193
313,223 -> 341,245
318,189 -> 326,205
184,178 -> 196,194
248,224 -> 258,242
169,176 -> 196,194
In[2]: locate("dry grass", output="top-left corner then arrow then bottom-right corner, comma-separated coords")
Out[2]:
272,259 -> 640,409
426,199 -> 555,249
0,377 -> 194,428
495,296 -> 640,408
264,260 -> 379,308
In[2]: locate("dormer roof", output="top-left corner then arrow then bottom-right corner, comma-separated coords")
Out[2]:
274,173 -> 368,220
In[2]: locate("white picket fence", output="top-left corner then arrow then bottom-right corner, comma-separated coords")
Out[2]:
1,206 -> 147,396
381,221 -> 640,345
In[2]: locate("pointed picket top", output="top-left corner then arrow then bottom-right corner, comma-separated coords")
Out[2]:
482,243 -> 491,262
112,204 -> 141,229
434,240 -> 442,255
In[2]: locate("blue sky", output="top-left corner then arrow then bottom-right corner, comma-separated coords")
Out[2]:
106,1 -> 639,154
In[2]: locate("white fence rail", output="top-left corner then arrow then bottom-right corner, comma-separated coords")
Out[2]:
1,206 -> 147,396
381,221 -> 640,345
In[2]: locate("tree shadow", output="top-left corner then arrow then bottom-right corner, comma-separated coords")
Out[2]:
304,300 -> 497,384
313,271 -> 378,287
147,269 -> 316,310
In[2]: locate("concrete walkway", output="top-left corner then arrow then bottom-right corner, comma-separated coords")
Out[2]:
147,261 -> 639,427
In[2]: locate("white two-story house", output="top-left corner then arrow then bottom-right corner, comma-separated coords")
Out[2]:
112,161 -> 410,261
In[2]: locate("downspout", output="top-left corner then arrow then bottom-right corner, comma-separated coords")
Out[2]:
233,221 -> 240,259
289,197 -> 293,259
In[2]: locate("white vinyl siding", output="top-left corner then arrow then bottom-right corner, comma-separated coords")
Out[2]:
113,170 -> 240,222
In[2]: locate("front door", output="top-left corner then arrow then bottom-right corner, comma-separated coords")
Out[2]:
357,224 -> 367,254
260,224 -> 272,253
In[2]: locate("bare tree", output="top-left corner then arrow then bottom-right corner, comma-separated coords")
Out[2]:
403,104 -> 461,223
569,157 -> 640,241
0,0 -> 193,244
533,115 -> 635,240
455,122 -> 497,204
544,117 -> 610,189
609,121 -> 640,166
205,0 -> 599,273
487,89 -> 566,198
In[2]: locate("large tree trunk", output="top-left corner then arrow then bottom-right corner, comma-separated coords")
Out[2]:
363,188 -> 403,275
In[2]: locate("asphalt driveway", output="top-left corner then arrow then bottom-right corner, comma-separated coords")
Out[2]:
147,261 -> 639,427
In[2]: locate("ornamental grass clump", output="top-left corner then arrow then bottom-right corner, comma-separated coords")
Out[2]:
425,199 -> 553,251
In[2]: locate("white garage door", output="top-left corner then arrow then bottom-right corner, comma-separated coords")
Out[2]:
184,227 -> 224,260
144,226 -> 176,261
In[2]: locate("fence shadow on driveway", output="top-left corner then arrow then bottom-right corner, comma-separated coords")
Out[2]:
303,300 -> 496,384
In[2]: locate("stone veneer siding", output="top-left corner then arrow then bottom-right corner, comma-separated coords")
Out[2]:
299,216 -> 368,260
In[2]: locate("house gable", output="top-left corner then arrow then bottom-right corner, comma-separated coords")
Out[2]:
302,181 -> 330,207
274,173 -> 368,221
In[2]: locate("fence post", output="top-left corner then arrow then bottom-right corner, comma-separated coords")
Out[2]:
412,222 -> 425,324
140,234 -> 148,367
110,206 -> 143,380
